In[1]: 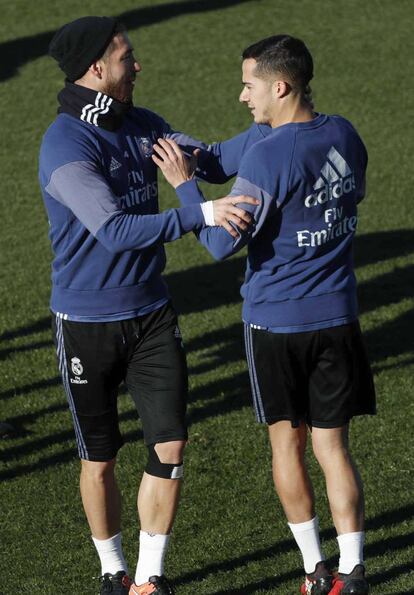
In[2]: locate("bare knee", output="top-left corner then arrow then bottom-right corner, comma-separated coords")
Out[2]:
81,458 -> 116,482
269,421 -> 307,464
311,426 -> 349,466
154,440 -> 186,464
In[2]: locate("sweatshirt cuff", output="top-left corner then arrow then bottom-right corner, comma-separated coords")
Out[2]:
175,179 -> 205,206
177,203 -> 205,231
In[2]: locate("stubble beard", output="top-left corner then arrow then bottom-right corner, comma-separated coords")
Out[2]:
103,70 -> 133,104
104,80 -> 132,104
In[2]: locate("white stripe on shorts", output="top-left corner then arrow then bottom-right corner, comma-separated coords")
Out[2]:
55,315 -> 89,460
244,323 -> 266,422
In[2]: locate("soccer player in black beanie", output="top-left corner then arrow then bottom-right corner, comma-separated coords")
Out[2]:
42,15 -> 259,595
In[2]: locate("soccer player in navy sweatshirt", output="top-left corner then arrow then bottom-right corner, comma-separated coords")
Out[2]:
154,35 -> 375,595
39,16 -> 261,595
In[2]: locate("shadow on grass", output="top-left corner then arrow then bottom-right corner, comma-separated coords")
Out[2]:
369,561 -> 414,589
0,401 -> 67,438
0,369 -> 252,477
2,274 -> 414,472
211,557 -> 414,594
1,229 -> 413,366
187,322 -> 244,375
364,307 -> 414,364
167,229 -> 414,316
0,423 -> 144,478
0,339 -> 53,361
2,325 -> 412,476
0,317 -> 50,341
167,256 -> 245,315
186,300 -> 414,379
0,376 -> 61,402
353,229 -> 414,269
172,511 -> 414,592
358,264 -> 414,315
372,357 -> 414,375
0,0 -> 256,81
1,227 -> 413,474
2,262 -> 413,368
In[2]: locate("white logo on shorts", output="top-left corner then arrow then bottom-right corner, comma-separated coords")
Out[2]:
71,357 -> 84,376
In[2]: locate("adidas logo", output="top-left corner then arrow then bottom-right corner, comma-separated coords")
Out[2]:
109,156 -> 122,173
304,146 -> 355,208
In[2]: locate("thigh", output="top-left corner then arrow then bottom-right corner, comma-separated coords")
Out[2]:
52,314 -> 125,461
244,324 -> 310,426
309,321 -> 376,428
125,303 -> 188,445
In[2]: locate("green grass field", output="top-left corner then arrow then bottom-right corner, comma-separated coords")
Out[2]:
1,0 -> 413,593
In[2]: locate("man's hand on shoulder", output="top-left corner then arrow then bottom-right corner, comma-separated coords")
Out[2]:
152,138 -> 194,188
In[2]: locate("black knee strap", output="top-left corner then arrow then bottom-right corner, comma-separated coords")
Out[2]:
146,444 -> 184,479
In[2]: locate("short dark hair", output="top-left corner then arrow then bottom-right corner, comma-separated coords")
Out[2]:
242,35 -> 313,101
102,21 -> 127,61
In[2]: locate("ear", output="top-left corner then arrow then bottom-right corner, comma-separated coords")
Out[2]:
88,60 -> 104,80
273,80 -> 291,98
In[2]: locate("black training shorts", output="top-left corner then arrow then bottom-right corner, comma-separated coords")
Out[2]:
52,302 -> 188,461
244,320 -> 376,428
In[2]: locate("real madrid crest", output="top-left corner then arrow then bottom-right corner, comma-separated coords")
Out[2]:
71,357 -> 83,376
139,137 -> 153,158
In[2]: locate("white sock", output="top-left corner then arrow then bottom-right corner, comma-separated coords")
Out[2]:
288,516 -> 325,574
92,532 -> 128,576
337,531 -> 364,574
135,531 -> 170,585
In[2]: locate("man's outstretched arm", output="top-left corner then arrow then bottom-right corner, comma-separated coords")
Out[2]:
45,158 -> 256,253
155,110 -> 270,183
152,138 -> 277,260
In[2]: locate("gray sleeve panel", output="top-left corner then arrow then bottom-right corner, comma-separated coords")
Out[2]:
45,161 -> 121,236
230,176 -> 273,203
195,174 -> 276,260
229,176 -> 275,239
165,131 -> 209,152
164,130 -> 234,184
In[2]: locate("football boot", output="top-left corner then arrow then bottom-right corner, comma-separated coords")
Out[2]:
329,565 -> 369,594
100,570 -> 132,594
129,575 -> 175,595
301,561 -> 334,594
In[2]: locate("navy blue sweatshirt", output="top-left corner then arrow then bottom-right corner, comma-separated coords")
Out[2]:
39,97 -> 268,319
176,114 -> 368,332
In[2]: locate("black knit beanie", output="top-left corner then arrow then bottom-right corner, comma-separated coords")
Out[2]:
49,16 -> 118,82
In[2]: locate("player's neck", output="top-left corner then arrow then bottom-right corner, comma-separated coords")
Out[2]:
270,100 -> 315,128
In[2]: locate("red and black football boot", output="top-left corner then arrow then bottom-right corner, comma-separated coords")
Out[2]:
329,565 -> 369,594
300,561 -> 334,594
100,571 -> 132,594
129,575 -> 175,595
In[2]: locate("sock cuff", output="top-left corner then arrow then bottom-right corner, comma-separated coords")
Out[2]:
139,531 -> 170,550
337,531 -> 365,545
288,516 -> 319,533
92,531 -> 122,548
